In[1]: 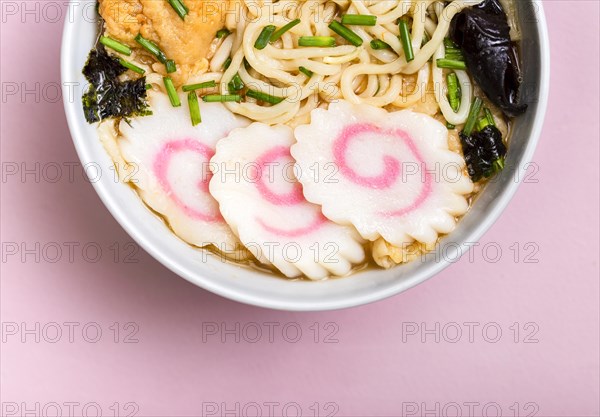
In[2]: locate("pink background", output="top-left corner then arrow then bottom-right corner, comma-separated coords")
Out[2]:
1,1 -> 598,416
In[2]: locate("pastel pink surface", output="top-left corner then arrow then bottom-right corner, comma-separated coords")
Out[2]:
1,2 -> 598,416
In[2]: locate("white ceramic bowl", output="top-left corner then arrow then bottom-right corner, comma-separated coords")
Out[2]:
61,0 -> 549,311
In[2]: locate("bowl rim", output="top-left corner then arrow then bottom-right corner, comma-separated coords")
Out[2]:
61,0 -> 550,311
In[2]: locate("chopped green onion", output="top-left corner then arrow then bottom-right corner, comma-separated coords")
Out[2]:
202,94 -> 242,103
216,28 -> 231,39
463,97 -> 483,136
255,25 -> 276,50
270,19 -> 301,42
444,45 -> 463,53
187,92 -> 201,126
168,0 -> 188,20
443,38 -> 466,61
478,117 -> 489,131
246,89 -> 285,105
444,43 -> 465,60
444,38 -> 459,49
223,57 -> 232,70
298,36 -> 336,47
145,83 -> 153,90
399,17 -> 414,62
444,45 -> 462,54
299,66 -> 314,78
119,58 -> 145,75
370,39 -> 391,50
478,108 -> 496,130
228,73 -> 245,92
484,108 -> 496,126
421,32 -> 430,47
493,157 -> 505,172
182,80 -> 217,92
165,59 -> 177,74
99,36 -> 131,56
447,122 -> 456,129
341,14 -> 377,26
328,21 -> 363,47
163,77 -> 181,107
446,72 -> 460,112
135,34 -> 167,63
436,59 -> 467,70
445,52 -> 465,61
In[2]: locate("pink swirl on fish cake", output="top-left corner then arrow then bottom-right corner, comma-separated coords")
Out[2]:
333,123 -> 433,217
253,146 -> 325,237
153,138 -> 223,223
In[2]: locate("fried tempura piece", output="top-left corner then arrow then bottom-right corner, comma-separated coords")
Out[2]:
99,0 -> 229,85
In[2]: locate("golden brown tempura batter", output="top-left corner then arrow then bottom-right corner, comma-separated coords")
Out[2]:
99,0 -> 229,84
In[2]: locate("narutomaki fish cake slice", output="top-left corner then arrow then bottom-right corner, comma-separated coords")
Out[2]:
292,100 -> 474,248
118,91 -> 250,254
210,123 -> 365,279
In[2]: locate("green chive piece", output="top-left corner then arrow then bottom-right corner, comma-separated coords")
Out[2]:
228,73 -> 245,92
299,66 -> 314,78
477,108 -> 496,131
188,92 -> 201,126
493,157 -> 505,173
484,108 -> 496,127
202,94 -> 242,103
270,19 -> 301,43
216,28 -> 231,39
182,80 -> 217,92
463,97 -> 483,136
119,58 -> 145,75
255,25 -> 276,50
246,89 -> 285,105
444,43 -> 465,60
328,21 -> 363,47
436,59 -> 467,70
444,45 -> 463,54
341,14 -> 377,26
223,57 -> 232,70
444,52 -> 465,61
145,84 -> 153,90
444,45 -> 462,54
446,72 -> 460,112
444,40 -> 466,61
298,36 -> 336,47
370,39 -> 391,50
168,0 -> 188,20
165,59 -> 177,74
444,38 -> 458,49
421,32 -> 430,47
447,122 -> 456,129
99,36 -> 132,56
478,116 -> 490,131
399,18 -> 414,62
135,34 -> 167,63
163,77 -> 181,107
